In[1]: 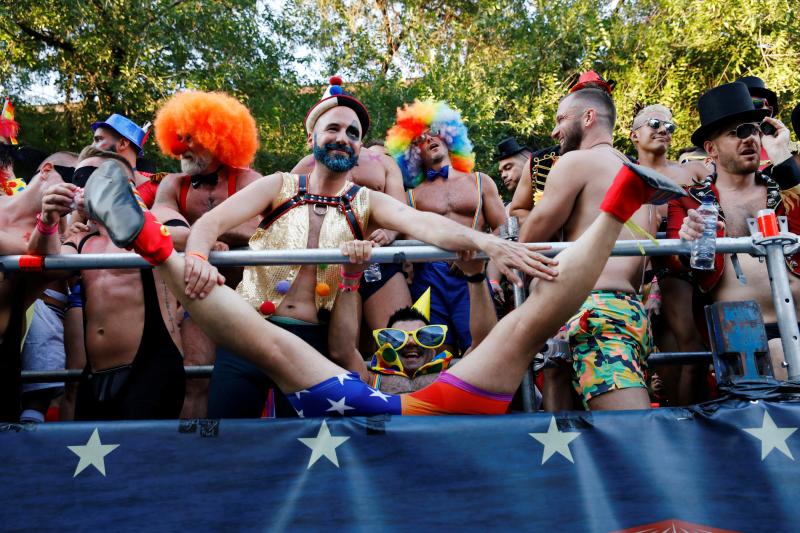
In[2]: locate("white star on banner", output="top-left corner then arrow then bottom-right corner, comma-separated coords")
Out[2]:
298,420 -> 350,468
743,411 -> 797,461
529,416 -> 581,465
369,388 -> 391,402
326,397 -> 355,415
67,428 -> 120,477
335,373 -> 354,386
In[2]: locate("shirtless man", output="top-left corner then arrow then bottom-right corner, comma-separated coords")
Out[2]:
386,99 -> 507,354
670,82 -> 800,381
181,88 -> 556,418
630,104 -> 708,404
150,91 -> 262,418
28,148 -> 185,420
519,88 -> 658,411
79,147 -> 683,417
292,131 -> 412,333
0,152 -> 74,420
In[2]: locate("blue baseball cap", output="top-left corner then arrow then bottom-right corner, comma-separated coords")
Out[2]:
91,114 -> 146,156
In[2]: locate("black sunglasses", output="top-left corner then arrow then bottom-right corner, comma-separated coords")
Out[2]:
71,166 -> 98,188
727,122 -> 776,140
642,118 -> 677,134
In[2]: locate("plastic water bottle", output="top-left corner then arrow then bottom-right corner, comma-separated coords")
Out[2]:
690,197 -> 718,270
364,263 -> 382,283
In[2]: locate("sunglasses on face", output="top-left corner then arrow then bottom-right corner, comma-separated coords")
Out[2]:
412,126 -> 442,146
641,118 -> 677,135
726,122 -> 775,140
72,166 -> 98,188
373,324 -> 448,351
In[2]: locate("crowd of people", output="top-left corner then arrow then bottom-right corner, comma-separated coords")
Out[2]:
0,71 -> 799,423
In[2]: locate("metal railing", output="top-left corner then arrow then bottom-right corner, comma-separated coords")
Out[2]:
8,221 -> 800,411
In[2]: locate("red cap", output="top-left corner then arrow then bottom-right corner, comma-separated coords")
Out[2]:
570,70 -> 614,94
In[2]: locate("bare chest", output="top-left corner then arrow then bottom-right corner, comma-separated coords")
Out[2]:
718,189 -> 767,237
183,181 -> 231,223
412,177 -> 480,221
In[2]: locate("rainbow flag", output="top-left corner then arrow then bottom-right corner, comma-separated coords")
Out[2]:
1,97 -> 19,144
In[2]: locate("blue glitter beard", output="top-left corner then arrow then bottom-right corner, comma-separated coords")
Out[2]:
312,136 -> 359,172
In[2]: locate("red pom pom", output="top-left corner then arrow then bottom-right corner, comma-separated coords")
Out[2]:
259,300 -> 276,315
329,76 -> 343,86
315,282 -> 331,297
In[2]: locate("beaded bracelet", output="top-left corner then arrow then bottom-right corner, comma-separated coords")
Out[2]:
186,251 -> 208,262
339,266 -> 363,280
36,213 -> 59,236
338,281 -> 360,293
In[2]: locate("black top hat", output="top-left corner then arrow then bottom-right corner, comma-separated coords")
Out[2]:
494,137 -> 530,161
736,76 -> 779,115
791,102 -> 800,139
691,82 -> 770,147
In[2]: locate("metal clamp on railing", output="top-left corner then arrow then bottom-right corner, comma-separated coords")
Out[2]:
745,213 -> 800,380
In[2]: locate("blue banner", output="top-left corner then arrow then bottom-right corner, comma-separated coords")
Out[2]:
2,399 -> 799,531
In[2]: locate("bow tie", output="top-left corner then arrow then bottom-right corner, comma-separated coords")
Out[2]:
190,171 -> 219,189
426,166 -> 449,181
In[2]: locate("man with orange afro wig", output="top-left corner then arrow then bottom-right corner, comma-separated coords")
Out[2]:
150,90 -> 263,418
386,99 -> 507,354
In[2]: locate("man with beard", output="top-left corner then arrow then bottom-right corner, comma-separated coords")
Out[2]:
75,145 -> 684,417
519,88 -> 658,411
386,100 -> 507,355
290,78 -> 411,335
176,85 -> 557,418
27,147 -> 185,420
148,91 -> 262,418
670,82 -> 800,381
89,114 -> 160,207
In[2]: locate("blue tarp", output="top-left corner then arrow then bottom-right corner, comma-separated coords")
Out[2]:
2,399 -> 799,532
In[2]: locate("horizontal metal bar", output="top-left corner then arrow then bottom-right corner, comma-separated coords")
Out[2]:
0,236 -> 775,272
647,351 -> 712,366
21,366 -> 214,383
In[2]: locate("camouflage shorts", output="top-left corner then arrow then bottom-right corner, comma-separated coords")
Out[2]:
566,290 -> 652,405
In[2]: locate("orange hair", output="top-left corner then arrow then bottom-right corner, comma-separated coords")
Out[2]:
154,91 -> 258,168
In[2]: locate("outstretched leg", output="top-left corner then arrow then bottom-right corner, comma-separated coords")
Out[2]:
83,160 -> 345,394
446,162 -> 686,398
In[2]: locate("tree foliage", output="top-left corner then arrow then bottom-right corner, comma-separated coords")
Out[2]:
1,0 -> 798,180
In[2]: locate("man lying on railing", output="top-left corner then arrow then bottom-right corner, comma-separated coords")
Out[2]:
670,82 -> 800,381
73,147 -> 684,416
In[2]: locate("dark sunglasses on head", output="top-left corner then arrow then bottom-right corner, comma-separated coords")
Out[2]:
751,97 -> 772,111
373,324 -> 448,351
412,126 -> 442,146
642,118 -> 677,134
71,166 -> 98,188
727,122 -> 776,140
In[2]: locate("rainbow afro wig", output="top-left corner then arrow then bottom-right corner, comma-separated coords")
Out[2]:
385,99 -> 475,188
155,91 -> 258,168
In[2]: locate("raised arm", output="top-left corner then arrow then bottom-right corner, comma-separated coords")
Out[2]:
327,240 -> 373,381
454,254 -> 497,356
182,173 -> 283,299
508,161 -> 533,223
217,169 -> 263,247
368,190 -> 558,286
518,154 -> 583,244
